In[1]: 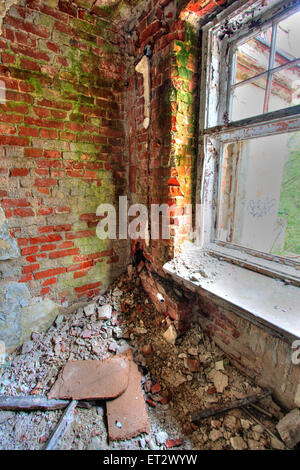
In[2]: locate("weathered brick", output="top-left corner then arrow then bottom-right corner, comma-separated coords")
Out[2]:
22,263 -> 39,274
34,267 -> 66,280
34,178 -> 57,187
14,208 -> 35,217
49,248 -> 79,259
21,246 -> 38,256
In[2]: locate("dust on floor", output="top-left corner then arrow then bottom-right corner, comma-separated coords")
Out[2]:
0,270 -> 286,450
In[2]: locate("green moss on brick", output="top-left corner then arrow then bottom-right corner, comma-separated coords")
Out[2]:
28,76 -> 43,95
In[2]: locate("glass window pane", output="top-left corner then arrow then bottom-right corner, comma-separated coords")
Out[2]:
231,76 -> 267,121
268,63 -> 300,112
234,28 -> 272,84
217,131 -> 300,259
274,10 -> 300,67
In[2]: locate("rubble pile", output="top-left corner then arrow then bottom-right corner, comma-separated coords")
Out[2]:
0,268 -> 295,450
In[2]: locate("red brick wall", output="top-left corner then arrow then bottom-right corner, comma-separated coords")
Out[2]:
126,0 -> 201,275
0,0 -> 129,304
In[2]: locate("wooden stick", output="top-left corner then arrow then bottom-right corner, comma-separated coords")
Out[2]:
0,396 -> 70,411
44,400 -> 78,450
242,405 -> 286,446
0,395 -> 93,411
249,402 -> 273,418
192,389 -> 271,423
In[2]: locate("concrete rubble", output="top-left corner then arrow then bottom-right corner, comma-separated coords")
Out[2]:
0,268 -> 295,450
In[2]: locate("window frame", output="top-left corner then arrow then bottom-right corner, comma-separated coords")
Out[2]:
198,0 -> 300,286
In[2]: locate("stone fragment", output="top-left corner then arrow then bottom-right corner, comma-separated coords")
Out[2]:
252,424 -> 264,434
127,264 -> 133,278
108,341 -> 118,353
55,315 -> 64,327
247,439 -> 265,450
48,355 -> 131,400
161,368 -> 187,388
271,437 -> 285,450
156,431 -> 168,445
92,345 -> 101,355
113,327 -> 123,339
209,429 -> 222,442
81,329 -> 92,339
21,341 -> 34,355
135,327 -> 147,335
230,436 -> 248,450
54,343 -> 61,356
178,353 -> 187,359
187,347 -> 198,356
215,360 -> 224,370
148,439 -> 158,450
163,324 -> 177,345
223,415 -> 239,432
276,408 -> 300,448
83,303 -> 96,317
208,370 -> 228,393
106,359 -> 150,441
142,344 -> 152,356
241,418 -> 252,431
97,304 -> 112,320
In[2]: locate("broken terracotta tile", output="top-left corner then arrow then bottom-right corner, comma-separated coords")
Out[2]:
166,438 -> 183,448
146,397 -> 157,408
47,355 -> 131,400
184,357 -> 200,372
106,359 -> 150,441
142,344 -> 152,356
151,382 -> 161,394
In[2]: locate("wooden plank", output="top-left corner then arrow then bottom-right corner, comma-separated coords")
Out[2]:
44,400 -> 78,450
192,389 -> 271,423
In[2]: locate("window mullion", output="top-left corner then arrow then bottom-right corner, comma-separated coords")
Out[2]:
263,23 -> 277,113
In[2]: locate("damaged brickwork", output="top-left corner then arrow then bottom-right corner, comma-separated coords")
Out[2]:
0,0 -> 132,349
124,0 -> 300,410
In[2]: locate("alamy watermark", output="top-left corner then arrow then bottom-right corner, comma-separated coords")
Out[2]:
291,340 -> 300,365
95,196 -> 201,241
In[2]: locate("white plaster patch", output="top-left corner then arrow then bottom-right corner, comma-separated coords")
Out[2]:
135,55 -> 150,129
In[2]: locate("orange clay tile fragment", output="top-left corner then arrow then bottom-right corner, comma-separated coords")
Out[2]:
47,355 -> 131,400
106,359 -> 150,441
